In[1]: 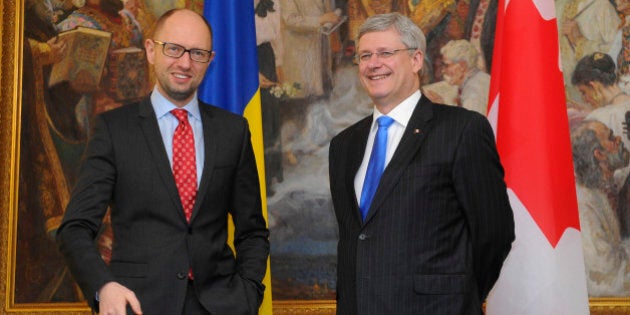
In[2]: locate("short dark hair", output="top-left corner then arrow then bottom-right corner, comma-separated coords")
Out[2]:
152,9 -> 213,50
571,52 -> 617,86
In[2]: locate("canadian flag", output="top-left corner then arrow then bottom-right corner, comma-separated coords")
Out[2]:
485,0 -> 590,314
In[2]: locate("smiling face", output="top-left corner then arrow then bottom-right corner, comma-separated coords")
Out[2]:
145,10 -> 214,107
357,28 -> 423,113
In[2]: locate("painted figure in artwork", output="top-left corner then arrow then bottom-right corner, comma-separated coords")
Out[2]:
557,0 -> 620,106
280,0 -> 340,98
572,120 -> 630,296
19,0 -> 86,302
255,0 -> 285,195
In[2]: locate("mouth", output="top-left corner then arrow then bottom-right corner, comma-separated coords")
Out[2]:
173,73 -> 191,79
367,73 -> 390,81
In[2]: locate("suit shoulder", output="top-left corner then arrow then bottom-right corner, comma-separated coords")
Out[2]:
431,102 -> 479,116
431,103 -> 489,126
96,101 -> 143,124
331,115 -> 371,144
199,102 -> 248,124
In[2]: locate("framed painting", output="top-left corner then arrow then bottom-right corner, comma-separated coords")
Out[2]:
1,0 -> 630,314
0,0 -> 337,313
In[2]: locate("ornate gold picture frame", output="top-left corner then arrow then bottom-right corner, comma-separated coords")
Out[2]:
0,1 -> 336,313
2,0 -> 630,314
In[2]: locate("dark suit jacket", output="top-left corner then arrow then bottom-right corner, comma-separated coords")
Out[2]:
57,97 -> 269,315
329,96 -> 514,315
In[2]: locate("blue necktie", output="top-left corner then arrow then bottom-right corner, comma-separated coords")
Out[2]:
359,116 -> 395,221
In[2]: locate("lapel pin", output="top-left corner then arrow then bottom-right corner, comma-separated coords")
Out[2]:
414,129 -> 421,134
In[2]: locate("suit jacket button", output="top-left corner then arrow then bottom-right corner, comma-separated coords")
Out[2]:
358,233 -> 367,241
177,272 -> 186,280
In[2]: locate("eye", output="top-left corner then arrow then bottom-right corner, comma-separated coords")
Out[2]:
359,53 -> 372,61
379,51 -> 395,58
165,44 -> 183,54
190,50 -> 206,58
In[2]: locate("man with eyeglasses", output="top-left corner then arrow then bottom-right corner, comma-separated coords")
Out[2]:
328,13 -> 514,315
57,9 -> 269,315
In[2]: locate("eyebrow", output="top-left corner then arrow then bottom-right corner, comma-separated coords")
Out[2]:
358,47 -> 395,52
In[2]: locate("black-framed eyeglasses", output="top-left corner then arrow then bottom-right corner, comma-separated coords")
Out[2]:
152,40 -> 213,63
354,48 -> 417,64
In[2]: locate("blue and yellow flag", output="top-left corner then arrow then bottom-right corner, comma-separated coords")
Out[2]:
200,2 -> 273,314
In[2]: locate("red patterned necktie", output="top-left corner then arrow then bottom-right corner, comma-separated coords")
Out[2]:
171,109 -> 197,223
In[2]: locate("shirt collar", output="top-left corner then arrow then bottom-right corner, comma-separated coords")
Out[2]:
150,85 -> 202,121
372,90 -> 421,130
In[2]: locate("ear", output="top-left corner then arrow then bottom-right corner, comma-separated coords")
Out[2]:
144,39 -> 155,65
411,49 -> 424,74
594,148 -> 606,162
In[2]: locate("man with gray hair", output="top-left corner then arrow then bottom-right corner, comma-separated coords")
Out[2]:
328,12 -> 514,315
572,119 -> 630,296
437,39 -> 490,115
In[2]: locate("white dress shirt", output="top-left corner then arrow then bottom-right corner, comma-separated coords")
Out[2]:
354,90 -> 421,204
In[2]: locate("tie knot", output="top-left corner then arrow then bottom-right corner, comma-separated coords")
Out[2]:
377,116 -> 394,129
171,109 -> 189,123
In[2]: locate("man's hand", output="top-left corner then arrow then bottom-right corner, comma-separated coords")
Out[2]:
259,73 -> 277,89
98,282 -> 143,315
561,20 -> 582,45
46,37 -> 67,63
319,11 -> 340,25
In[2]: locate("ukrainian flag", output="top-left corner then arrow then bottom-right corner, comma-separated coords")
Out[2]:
199,2 -> 273,314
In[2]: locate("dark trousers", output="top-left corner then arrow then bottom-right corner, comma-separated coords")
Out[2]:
183,280 -> 210,315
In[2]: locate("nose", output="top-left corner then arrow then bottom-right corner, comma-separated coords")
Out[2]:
175,51 -> 193,68
363,55 -> 383,69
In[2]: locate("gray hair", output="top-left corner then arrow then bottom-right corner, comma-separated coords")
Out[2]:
440,39 -> 479,69
571,120 -> 604,188
357,12 -> 426,54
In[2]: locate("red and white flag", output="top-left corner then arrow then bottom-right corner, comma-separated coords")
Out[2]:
485,0 -> 589,313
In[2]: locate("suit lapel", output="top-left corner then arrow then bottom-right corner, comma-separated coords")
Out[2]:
137,99 -> 186,221
189,103 -> 216,222
364,96 -> 434,223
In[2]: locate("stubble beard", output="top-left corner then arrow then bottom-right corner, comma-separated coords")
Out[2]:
608,145 -> 630,171
167,88 -> 195,102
